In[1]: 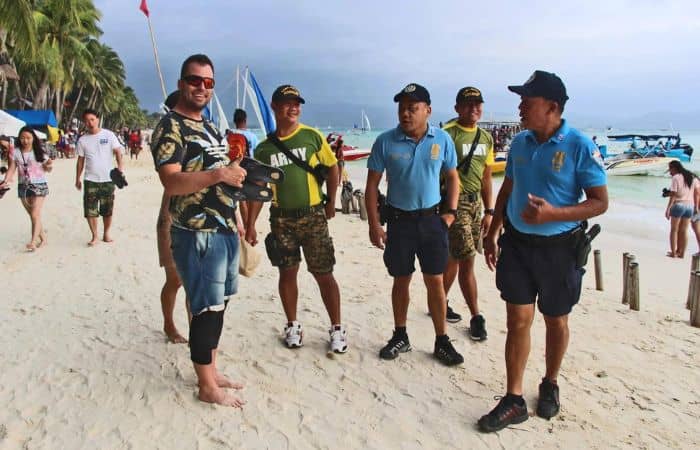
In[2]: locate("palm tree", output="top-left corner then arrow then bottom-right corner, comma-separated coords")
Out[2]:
0,0 -> 37,108
31,0 -> 102,110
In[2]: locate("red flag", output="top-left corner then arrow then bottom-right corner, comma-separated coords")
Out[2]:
139,0 -> 150,17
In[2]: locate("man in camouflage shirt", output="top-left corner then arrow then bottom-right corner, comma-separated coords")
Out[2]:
151,54 -> 247,408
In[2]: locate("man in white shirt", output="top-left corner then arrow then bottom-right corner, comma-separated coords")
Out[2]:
75,108 -> 125,246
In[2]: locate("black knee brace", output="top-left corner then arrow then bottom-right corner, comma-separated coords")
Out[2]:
189,310 -> 224,365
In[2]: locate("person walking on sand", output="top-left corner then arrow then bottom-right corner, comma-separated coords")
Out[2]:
664,160 -> 698,258
364,83 -> 464,366
245,84 -> 347,354
0,127 -> 53,251
478,70 -> 608,432
441,86 -> 495,339
155,90 -> 189,344
75,109 -> 124,246
152,54 -> 248,407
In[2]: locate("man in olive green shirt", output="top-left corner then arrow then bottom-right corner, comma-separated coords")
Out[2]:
442,86 -> 495,341
246,85 -> 347,354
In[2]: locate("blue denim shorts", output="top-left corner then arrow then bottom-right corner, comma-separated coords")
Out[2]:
170,227 -> 240,316
670,202 -> 693,219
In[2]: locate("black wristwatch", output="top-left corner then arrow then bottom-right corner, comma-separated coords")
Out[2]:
484,208 -> 495,216
445,208 -> 458,217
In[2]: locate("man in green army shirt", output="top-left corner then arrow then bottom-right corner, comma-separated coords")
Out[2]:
442,86 -> 495,341
246,85 -> 347,354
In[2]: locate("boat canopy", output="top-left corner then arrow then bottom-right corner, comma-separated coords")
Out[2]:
607,134 -> 681,142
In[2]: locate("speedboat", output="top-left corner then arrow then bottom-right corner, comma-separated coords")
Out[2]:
607,134 -> 693,162
326,132 -> 371,161
603,152 -> 677,176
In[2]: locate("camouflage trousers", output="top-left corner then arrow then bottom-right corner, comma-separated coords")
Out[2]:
83,180 -> 115,218
270,208 -> 336,273
447,193 -> 482,260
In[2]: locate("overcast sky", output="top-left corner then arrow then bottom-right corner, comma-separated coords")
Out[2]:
95,0 -> 700,128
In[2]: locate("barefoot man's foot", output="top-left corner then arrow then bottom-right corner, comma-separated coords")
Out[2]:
88,237 -> 99,246
103,235 -> 114,243
216,373 -> 244,390
198,385 -> 245,408
164,326 -> 188,344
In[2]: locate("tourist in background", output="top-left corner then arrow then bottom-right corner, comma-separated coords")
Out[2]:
0,126 -> 52,251
665,160 -> 698,258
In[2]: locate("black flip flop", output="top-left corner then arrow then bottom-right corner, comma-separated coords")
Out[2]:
219,181 -> 274,202
240,157 -> 284,184
110,168 -> 128,189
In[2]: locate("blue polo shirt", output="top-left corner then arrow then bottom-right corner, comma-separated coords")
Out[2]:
367,125 -> 456,211
505,119 -> 606,236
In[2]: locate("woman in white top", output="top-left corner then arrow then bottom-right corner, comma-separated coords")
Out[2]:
665,160 -> 698,258
0,126 -> 53,251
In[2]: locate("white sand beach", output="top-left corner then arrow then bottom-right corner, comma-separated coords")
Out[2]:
1,156 -> 699,449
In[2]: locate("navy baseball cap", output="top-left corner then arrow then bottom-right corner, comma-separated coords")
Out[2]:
164,91 -> 179,109
456,86 -> 484,104
508,70 -> 568,106
271,85 -> 305,104
394,83 -> 431,105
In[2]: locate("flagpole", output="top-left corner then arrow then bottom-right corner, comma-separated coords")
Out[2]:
235,65 -> 240,109
145,15 -> 167,100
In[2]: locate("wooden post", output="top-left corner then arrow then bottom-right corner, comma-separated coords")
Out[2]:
628,262 -> 640,311
622,252 -> 630,304
358,192 -> 368,221
692,254 -> 700,272
594,249 -> 603,291
687,268 -> 698,310
691,272 -> 700,327
626,255 -> 637,305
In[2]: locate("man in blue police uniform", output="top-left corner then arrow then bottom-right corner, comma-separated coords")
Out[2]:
478,71 -> 608,431
365,83 -> 464,366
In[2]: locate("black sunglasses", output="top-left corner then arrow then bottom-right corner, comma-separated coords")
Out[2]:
182,75 -> 215,89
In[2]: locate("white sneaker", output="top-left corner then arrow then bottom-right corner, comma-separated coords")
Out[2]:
284,321 -> 303,348
329,325 -> 348,354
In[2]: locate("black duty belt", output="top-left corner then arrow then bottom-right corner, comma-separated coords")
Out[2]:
386,203 -> 439,220
505,221 -> 584,247
270,204 -> 324,219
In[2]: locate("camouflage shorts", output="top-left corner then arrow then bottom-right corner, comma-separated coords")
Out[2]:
83,180 -> 115,218
447,194 -> 482,260
270,209 -> 336,273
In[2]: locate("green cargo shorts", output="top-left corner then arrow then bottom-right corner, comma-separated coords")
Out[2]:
83,180 -> 115,218
270,209 -> 336,273
447,194 -> 482,260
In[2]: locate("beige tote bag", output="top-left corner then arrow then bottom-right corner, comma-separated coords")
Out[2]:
239,236 -> 261,277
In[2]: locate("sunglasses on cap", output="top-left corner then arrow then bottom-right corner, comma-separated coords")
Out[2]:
182,75 -> 215,89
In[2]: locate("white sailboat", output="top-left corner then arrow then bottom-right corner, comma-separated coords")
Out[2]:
361,109 -> 371,132
232,65 -> 275,135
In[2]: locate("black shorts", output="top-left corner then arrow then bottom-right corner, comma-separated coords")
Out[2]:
383,215 -> 448,277
495,231 -> 583,317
